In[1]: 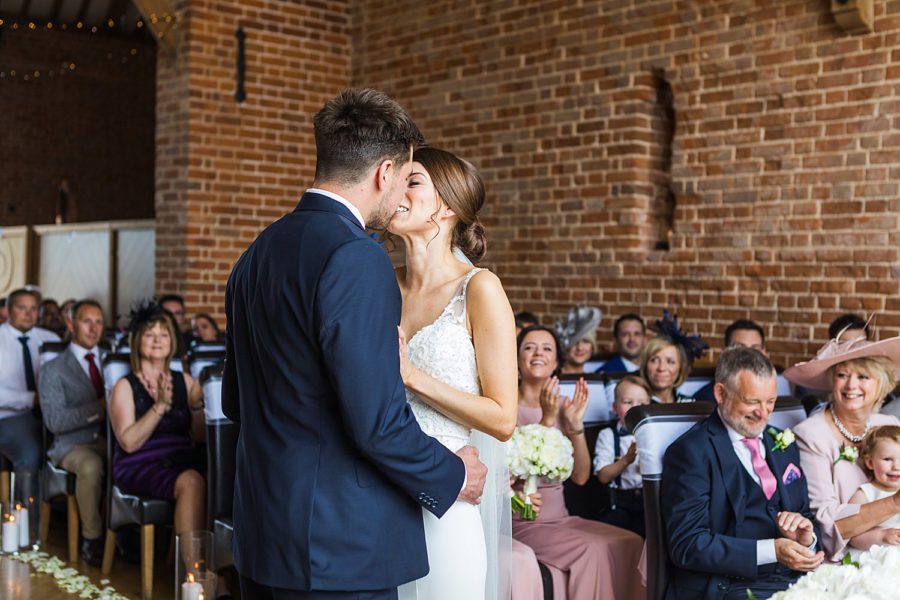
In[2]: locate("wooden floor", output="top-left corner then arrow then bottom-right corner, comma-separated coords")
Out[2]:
0,507 -> 176,600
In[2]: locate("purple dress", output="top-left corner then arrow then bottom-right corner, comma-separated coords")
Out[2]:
112,372 -> 195,501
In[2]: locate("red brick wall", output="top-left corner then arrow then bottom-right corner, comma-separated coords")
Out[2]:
153,0 -> 352,321
351,0 -> 900,366
0,25 -> 156,226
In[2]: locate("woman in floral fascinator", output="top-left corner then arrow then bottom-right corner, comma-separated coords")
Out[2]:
785,329 -> 900,561
640,311 -> 708,404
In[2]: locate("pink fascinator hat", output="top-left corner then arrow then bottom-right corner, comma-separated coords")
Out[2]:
783,329 -> 900,391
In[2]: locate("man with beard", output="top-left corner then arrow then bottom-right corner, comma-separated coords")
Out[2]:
661,347 -> 823,599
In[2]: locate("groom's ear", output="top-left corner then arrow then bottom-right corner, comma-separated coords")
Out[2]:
373,159 -> 393,192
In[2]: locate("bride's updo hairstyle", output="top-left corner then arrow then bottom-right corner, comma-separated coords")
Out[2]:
414,147 -> 487,264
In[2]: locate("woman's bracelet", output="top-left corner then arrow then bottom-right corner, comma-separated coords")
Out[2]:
568,427 -> 585,436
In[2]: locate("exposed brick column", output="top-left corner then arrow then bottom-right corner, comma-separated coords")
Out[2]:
154,0 -> 351,319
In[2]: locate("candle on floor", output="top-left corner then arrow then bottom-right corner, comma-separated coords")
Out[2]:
16,504 -> 28,547
182,572 -> 202,600
2,515 -> 18,554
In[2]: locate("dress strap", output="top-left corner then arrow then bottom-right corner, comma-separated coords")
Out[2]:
448,268 -> 484,322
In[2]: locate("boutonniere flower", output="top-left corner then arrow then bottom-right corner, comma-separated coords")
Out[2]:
768,427 -> 795,452
834,443 -> 859,465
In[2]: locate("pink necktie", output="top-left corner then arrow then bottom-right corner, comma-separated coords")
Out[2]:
741,437 -> 777,500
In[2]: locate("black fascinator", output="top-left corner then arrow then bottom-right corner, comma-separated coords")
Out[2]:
127,300 -> 168,336
651,310 -> 708,361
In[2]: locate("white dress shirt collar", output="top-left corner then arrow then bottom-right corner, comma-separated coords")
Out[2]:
306,188 -> 365,229
69,342 -> 100,379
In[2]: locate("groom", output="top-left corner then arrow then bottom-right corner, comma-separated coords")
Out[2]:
223,89 -> 487,600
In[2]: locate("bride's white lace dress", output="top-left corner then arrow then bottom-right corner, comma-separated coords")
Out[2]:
398,267 -> 508,600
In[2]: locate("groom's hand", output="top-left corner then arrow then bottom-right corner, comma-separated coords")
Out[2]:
456,445 -> 487,505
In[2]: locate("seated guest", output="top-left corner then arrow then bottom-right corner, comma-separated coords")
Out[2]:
554,306 -> 602,375
158,293 -> 193,355
515,311 -> 539,336
39,298 -> 67,338
829,313 -> 869,343
595,375 -> 652,536
109,302 -> 206,538
662,347 -> 823,599
785,334 -> 900,561
0,288 -> 60,502
190,313 -> 222,343
514,325 -> 644,600
694,319 -> 768,402
39,300 -> 108,566
640,313 -> 707,404
596,313 -> 646,374
0,297 -> 7,325
847,425 -> 900,559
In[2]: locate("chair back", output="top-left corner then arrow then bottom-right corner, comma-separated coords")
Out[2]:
201,364 -> 238,523
188,350 -> 225,380
39,341 -> 69,366
768,396 -> 807,430
102,354 -> 132,398
558,373 -> 615,424
677,366 -> 716,398
189,341 -> 226,354
625,402 -> 715,600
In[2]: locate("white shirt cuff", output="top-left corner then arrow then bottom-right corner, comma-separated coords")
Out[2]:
460,464 -> 467,493
757,539 -> 777,565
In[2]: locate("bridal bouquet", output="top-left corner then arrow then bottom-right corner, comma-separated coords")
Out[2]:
770,544 -> 900,599
507,424 -> 574,520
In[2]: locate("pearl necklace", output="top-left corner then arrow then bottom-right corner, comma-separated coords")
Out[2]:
829,407 -> 871,444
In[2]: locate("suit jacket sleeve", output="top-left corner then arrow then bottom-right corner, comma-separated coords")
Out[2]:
39,361 -> 103,436
662,437 -> 759,580
316,239 -> 465,518
222,296 -> 239,423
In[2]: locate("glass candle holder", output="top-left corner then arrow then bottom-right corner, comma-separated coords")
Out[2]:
175,530 -> 216,600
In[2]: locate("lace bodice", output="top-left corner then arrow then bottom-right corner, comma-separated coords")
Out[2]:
405,268 -> 483,452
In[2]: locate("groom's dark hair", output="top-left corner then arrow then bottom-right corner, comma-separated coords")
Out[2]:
313,89 -> 424,185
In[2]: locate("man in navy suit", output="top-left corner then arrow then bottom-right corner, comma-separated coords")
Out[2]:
223,89 -> 486,600
595,313 -> 645,373
661,347 -> 823,599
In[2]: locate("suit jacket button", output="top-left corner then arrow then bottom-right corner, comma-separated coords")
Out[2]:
717,583 -> 727,591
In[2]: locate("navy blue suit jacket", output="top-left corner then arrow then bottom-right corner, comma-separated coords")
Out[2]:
594,354 -> 637,373
661,410 -> 817,599
223,192 -> 465,591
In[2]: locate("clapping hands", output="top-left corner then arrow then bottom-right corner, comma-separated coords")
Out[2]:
561,377 -> 588,435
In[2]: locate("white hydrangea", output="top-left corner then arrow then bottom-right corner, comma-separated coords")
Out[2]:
771,545 -> 900,599
507,423 -> 574,483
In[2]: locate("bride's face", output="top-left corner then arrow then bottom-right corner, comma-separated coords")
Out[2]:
388,161 -> 444,235
518,330 -> 559,381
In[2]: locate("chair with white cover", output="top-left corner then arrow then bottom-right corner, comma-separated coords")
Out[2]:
627,396 -> 812,600
201,364 -> 238,572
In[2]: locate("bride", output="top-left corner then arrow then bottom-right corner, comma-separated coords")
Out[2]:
389,147 -> 519,600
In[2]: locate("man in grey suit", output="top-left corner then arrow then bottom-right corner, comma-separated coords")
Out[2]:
40,300 -> 107,566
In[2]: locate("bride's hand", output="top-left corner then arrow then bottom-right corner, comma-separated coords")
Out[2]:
398,326 -> 415,385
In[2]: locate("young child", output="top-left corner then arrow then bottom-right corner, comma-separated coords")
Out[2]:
848,425 -> 900,559
593,375 -> 652,536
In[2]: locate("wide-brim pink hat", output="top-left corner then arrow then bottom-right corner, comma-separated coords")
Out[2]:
783,335 -> 900,391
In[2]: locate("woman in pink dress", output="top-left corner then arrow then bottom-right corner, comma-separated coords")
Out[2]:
512,325 -> 645,600
785,333 -> 900,561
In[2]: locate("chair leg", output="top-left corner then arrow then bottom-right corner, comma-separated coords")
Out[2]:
0,471 -> 8,506
141,524 -> 154,600
67,496 -> 79,563
40,501 -> 51,544
101,529 -> 116,575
